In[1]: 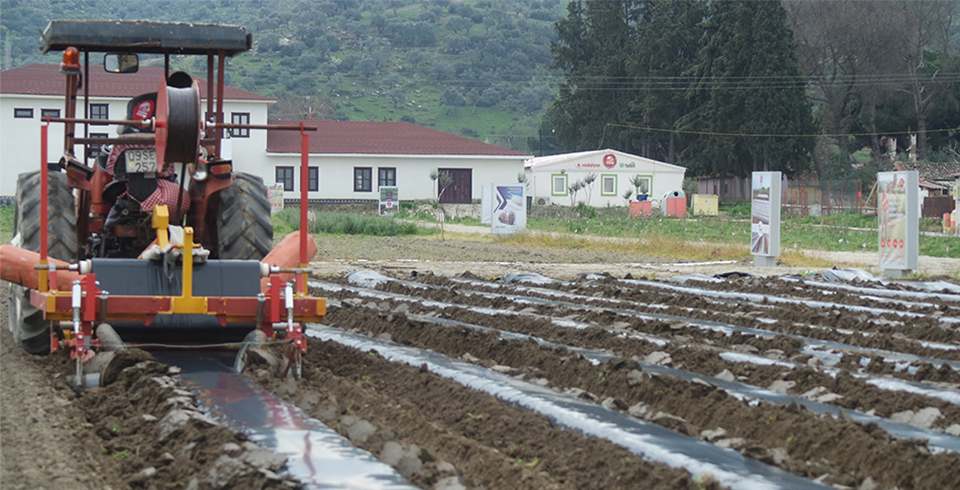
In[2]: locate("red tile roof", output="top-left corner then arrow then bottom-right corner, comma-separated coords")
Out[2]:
267,120 -> 531,157
1,64 -> 271,101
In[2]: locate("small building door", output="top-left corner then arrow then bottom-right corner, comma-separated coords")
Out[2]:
439,168 -> 472,204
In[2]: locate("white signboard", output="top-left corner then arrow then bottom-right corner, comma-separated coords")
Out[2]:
268,183 -> 284,214
877,171 -> 919,276
481,185 -> 492,225
379,186 -> 399,215
491,185 -> 526,235
751,172 -> 781,266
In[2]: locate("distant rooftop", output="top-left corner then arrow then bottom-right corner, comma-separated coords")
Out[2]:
1,64 -> 271,101
267,120 -> 531,157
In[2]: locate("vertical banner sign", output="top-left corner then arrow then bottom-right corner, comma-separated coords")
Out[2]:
379,186 -> 399,215
877,170 -> 919,276
491,185 -> 526,235
268,183 -> 285,214
480,185 -> 492,225
751,172 -> 781,266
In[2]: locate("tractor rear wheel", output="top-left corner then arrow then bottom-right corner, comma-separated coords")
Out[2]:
9,171 -> 78,355
214,172 -> 273,260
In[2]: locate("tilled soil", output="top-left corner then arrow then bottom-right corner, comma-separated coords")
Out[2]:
3,233 -> 960,490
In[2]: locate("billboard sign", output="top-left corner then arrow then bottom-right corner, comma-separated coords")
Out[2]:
379,186 -> 399,215
268,183 -> 284,214
877,171 -> 918,273
491,185 -> 526,235
751,172 -> 781,265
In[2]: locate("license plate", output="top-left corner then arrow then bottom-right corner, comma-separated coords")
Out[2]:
125,149 -> 158,174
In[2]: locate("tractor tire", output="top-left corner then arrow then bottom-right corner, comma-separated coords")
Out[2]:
7,284 -> 51,355
214,172 -> 273,260
14,171 -> 78,261
9,171 -> 78,355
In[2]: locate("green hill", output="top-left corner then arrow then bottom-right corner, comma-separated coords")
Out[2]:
1,0 -> 567,153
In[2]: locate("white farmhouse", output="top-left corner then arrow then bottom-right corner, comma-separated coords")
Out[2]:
0,64 -> 530,202
525,149 -> 686,207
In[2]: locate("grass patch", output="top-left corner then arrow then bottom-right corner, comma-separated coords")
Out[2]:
273,209 -> 420,237
0,204 -> 13,244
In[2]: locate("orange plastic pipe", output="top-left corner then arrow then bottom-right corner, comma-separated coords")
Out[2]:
0,244 -> 81,290
260,231 -> 318,293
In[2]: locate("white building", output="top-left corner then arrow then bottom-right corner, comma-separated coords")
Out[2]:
524,149 -> 686,207
0,64 -> 530,202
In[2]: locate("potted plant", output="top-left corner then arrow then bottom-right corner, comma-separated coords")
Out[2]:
631,175 -> 648,201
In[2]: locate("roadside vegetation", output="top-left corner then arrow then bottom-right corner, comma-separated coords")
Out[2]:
1,202 -> 955,263
392,200 -> 960,260
272,208 -> 422,238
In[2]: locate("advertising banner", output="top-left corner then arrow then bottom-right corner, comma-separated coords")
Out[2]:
751,172 -> 781,264
379,186 -> 399,215
268,183 -> 284,214
491,185 -> 526,235
877,171 -> 918,274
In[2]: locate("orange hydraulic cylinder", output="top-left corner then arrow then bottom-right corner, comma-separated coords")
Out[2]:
260,231 -> 318,293
0,244 -> 81,290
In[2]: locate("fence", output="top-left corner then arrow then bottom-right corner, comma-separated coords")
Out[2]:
784,177 -> 869,217
698,175 -> 955,219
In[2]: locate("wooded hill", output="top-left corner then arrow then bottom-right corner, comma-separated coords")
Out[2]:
1,0 -> 566,154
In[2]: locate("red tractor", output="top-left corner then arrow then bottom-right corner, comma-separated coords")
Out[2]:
2,20 -> 321,386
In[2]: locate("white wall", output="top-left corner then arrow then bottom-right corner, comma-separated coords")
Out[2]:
527,164 -> 685,208
266,153 -> 525,202
0,94 -> 272,196
1,91 -> 525,203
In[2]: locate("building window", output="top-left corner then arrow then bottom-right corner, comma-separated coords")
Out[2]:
14,108 -> 33,118
601,174 -> 617,196
231,112 -> 250,138
90,104 -> 109,120
308,167 -> 318,192
634,176 -> 652,197
378,167 -> 396,187
41,109 -> 60,119
276,166 -> 294,191
354,167 -> 372,192
551,174 -> 568,196
86,133 -> 108,160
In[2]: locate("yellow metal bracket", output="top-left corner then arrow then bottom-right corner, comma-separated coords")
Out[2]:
152,205 -> 170,249
171,226 -> 207,313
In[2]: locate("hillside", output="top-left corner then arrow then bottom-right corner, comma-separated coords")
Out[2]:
0,0 -> 568,154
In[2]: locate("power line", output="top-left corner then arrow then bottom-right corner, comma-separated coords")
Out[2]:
598,122 -> 960,148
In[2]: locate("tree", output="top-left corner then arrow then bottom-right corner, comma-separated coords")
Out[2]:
679,0 -> 816,177
893,1 -> 957,160
440,87 -> 465,115
446,17 -> 472,35
625,0 -> 707,163
429,169 -> 454,240
356,57 -> 379,77
784,1 -> 900,174
550,1 -> 646,153
385,87 -> 405,108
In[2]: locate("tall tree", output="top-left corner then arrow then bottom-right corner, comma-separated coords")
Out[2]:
785,1 -> 901,173
680,0 -> 816,177
625,0 -> 707,163
550,1 -> 640,152
894,0 -> 957,160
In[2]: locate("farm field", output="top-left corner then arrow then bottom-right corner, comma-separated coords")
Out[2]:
2,228 -> 960,489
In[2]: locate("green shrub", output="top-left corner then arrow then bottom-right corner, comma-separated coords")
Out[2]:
309,212 -> 418,236
272,209 -> 418,237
